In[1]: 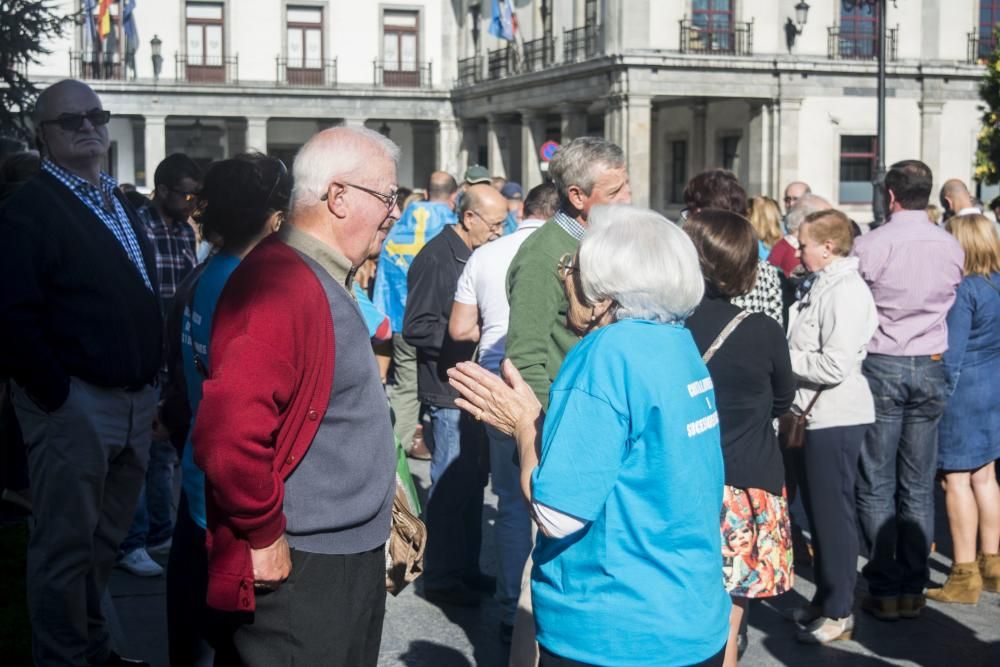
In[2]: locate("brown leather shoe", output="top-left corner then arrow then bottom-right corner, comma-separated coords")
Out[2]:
861,594 -> 900,621
898,593 -> 926,619
407,426 -> 432,461
980,552 -> 1000,592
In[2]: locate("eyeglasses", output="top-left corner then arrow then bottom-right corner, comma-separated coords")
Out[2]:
321,181 -> 399,214
679,207 -> 691,222
470,210 -> 506,233
263,159 -> 288,210
557,252 -> 579,281
169,186 -> 200,203
40,109 -> 111,132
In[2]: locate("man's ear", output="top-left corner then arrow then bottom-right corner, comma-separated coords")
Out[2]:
155,183 -> 168,200
326,182 -> 349,219
566,185 -> 585,211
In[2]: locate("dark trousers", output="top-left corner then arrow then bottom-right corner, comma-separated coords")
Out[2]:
857,354 -> 947,596
232,545 -> 387,667
539,643 -> 725,667
797,424 -> 867,619
423,407 -> 487,589
166,496 -> 240,667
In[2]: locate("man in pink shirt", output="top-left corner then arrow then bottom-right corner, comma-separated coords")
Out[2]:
851,160 -> 964,621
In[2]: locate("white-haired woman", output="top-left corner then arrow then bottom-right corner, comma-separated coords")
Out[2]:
448,205 -> 730,667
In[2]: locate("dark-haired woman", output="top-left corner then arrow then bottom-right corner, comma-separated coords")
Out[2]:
684,209 -> 796,667
167,153 -> 290,667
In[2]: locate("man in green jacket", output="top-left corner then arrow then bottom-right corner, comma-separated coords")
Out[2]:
505,137 -> 632,409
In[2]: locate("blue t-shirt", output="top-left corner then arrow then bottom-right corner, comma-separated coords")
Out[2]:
373,200 -> 455,332
179,252 -> 241,529
530,319 -> 730,666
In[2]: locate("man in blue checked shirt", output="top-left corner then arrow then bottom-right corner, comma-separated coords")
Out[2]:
373,171 -> 457,453
0,79 -> 161,667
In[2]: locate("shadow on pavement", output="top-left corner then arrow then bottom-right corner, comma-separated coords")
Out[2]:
398,639 -> 473,667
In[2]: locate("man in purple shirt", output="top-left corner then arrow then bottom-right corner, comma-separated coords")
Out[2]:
851,160 -> 964,621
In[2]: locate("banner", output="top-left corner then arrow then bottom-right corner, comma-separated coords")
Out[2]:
489,0 -> 517,42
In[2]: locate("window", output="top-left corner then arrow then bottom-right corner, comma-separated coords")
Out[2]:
720,135 -> 740,172
185,2 -> 224,82
839,3 -> 878,59
383,10 -> 419,86
839,135 -> 876,203
670,140 -> 687,204
286,6 -> 323,84
692,0 -> 735,52
980,1 -> 1000,59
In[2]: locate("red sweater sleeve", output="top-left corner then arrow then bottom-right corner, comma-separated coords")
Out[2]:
193,273 -> 299,549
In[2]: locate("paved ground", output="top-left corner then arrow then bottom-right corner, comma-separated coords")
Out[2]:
106,457 -> 1000,667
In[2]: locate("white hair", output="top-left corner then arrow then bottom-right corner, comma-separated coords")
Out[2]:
786,193 -> 831,233
291,125 -> 401,211
580,205 -> 705,324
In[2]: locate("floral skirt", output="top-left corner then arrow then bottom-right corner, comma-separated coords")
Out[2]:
720,485 -> 794,598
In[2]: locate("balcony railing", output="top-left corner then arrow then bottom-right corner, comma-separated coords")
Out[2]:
488,45 -> 518,80
456,55 -> 482,87
679,19 -> 753,56
373,60 -> 432,88
968,30 -> 994,64
70,50 -> 134,81
523,35 -> 556,72
827,25 -> 898,61
175,53 -> 238,84
275,57 -> 337,86
563,25 -> 599,63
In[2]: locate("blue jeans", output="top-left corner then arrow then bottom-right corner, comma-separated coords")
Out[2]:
121,437 -> 176,553
423,405 -> 486,589
857,354 -> 948,597
487,424 -> 533,624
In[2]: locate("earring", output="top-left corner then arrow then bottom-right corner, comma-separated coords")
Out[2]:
822,252 -> 829,258
273,214 -> 283,232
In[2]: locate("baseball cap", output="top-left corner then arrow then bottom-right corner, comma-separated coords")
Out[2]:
500,182 -> 523,200
464,165 -> 491,185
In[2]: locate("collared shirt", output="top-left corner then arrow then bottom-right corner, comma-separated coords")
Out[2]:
41,159 -> 152,290
279,223 -> 354,291
851,209 -> 965,356
138,203 -> 197,305
553,209 -> 586,241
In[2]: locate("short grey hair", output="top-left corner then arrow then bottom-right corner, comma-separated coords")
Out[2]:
291,125 -> 400,211
786,193 -> 831,233
580,205 -> 704,324
548,136 -> 625,198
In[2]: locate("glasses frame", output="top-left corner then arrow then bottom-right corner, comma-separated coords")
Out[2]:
470,209 -> 506,233
168,186 -> 200,203
321,180 -> 399,214
557,252 -> 579,281
263,159 -> 289,210
40,109 -> 111,132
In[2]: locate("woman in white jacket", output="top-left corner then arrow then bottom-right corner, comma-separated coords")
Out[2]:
785,209 -> 878,644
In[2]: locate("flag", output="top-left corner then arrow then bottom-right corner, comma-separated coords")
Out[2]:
82,0 -> 98,56
98,0 -> 112,41
489,0 -> 517,42
123,0 -> 139,53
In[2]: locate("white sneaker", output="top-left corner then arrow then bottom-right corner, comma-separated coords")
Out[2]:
117,548 -> 164,577
146,537 -> 172,556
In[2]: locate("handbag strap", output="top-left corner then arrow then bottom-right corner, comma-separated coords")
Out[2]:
702,310 -> 751,364
799,385 -> 825,419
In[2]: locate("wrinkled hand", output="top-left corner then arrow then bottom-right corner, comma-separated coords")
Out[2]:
447,359 -> 541,439
354,258 -> 378,290
251,534 -> 292,589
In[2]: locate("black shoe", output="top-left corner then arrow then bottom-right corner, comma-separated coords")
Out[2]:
500,622 -> 514,645
423,584 -> 481,607
462,573 -> 497,594
95,652 -> 150,667
736,631 -> 748,660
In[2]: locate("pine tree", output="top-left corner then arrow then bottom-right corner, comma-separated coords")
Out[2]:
976,26 -> 1000,184
0,1 -> 72,144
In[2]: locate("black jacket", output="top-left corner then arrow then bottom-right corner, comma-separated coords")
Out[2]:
0,171 -> 162,410
402,225 -> 477,407
685,295 -> 796,495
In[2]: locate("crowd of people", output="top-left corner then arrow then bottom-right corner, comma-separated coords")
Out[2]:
0,78 -> 998,667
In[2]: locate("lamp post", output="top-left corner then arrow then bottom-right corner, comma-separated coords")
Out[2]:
843,0 -> 888,225
784,2 -> 810,51
150,34 -> 163,82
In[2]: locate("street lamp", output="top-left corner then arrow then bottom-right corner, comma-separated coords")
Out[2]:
150,34 -> 163,82
784,2 -> 811,51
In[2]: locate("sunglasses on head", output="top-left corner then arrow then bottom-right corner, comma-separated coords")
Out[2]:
40,110 -> 111,132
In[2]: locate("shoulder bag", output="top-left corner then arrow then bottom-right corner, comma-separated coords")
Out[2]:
385,474 -> 427,596
778,389 -> 824,450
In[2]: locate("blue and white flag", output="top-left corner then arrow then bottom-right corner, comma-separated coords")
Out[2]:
489,0 -> 516,42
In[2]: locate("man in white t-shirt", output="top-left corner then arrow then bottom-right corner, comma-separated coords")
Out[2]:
447,182 -> 558,641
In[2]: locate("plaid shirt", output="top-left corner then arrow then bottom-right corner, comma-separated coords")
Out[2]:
553,209 -> 586,241
137,203 -> 197,306
41,159 -> 153,291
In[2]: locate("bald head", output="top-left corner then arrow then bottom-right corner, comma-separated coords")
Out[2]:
32,80 -> 109,179
786,193 -> 832,233
940,179 -> 974,213
459,184 -> 508,248
33,79 -> 101,126
427,171 -> 458,202
460,183 -> 506,218
783,181 -> 811,213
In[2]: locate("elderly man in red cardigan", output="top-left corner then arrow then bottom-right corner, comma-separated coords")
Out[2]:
192,126 -> 401,666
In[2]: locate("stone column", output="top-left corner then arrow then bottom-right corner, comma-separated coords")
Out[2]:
143,115 -> 166,189
690,100 -> 707,175
745,101 -> 771,198
462,120 -> 480,170
520,111 -> 545,190
437,118 -> 462,177
919,101 -> 945,192
559,104 -> 588,142
245,116 -> 268,153
777,98 -> 802,195
625,95 -> 652,208
487,114 -> 506,179
604,95 -> 625,148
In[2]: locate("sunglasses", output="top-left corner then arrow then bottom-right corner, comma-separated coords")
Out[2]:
263,159 -> 289,209
40,109 -> 111,132
169,186 -> 200,203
